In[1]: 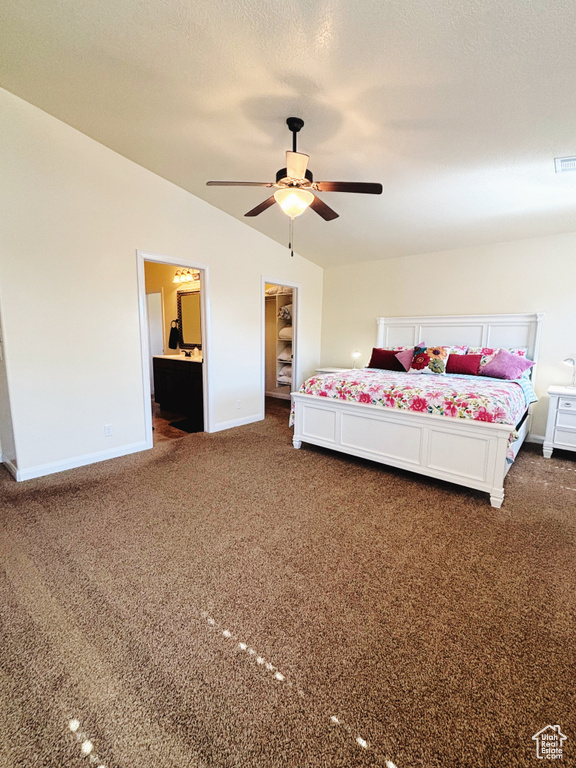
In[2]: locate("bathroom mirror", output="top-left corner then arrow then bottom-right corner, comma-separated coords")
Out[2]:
177,290 -> 202,350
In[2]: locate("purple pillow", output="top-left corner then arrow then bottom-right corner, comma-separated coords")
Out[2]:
395,341 -> 426,372
480,348 -> 534,380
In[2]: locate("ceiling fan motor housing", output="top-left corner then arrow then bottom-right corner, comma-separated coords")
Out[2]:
276,167 -> 313,186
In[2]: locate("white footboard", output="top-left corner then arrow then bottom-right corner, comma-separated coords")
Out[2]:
292,393 -> 513,507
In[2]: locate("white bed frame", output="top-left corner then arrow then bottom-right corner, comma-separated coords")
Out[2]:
292,313 -> 543,508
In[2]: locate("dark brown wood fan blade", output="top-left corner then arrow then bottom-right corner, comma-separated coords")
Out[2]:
310,195 -> 339,221
245,195 -> 277,217
206,181 -> 274,187
314,181 -> 383,194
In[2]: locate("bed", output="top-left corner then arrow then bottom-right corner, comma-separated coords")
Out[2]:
291,313 -> 543,508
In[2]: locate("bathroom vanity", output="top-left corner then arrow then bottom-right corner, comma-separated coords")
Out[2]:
152,355 -> 204,431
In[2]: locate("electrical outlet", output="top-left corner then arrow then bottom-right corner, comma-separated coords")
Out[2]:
104,424 -> 113,437
236,400 -> 242,410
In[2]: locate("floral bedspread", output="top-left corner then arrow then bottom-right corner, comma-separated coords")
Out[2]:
291,369 -> 537,462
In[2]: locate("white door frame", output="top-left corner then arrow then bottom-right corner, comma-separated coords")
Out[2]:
136,250 -> 212,446
146,290 -> 164,393
261,276 -> 300,415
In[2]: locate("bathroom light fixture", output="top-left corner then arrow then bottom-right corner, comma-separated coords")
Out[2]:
173,269 -> 200,284
563,356 -> 576,387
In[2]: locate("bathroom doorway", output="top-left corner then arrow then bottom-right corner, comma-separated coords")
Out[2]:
137,252 -> 210,446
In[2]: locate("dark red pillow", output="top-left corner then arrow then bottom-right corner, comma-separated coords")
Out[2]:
446,353 -> 482,375
367,348 -> 406,371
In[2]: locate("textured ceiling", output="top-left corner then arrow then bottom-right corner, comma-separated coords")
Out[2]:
2,0 -> 576,267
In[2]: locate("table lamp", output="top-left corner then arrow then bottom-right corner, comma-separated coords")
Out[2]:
563,356 -> 576,387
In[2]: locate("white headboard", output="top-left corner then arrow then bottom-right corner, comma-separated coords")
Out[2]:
376,313 -> 544,363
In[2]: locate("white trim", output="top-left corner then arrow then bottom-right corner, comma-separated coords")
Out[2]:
136,250 -> 212,435
261,276 -> 301,416
526,433 -> 544,444
136,252 -> 154,449
13,441 -> 149,482
211,413 -> 263,433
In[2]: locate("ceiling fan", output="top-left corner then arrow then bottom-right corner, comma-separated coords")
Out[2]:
206,117 -> 383,222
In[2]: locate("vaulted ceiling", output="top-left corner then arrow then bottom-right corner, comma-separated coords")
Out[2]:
2,0 -> 576,267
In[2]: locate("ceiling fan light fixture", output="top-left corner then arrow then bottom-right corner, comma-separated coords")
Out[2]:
274,187 -> 314,218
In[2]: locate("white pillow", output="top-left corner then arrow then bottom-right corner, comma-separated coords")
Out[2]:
278,345 -> 293,361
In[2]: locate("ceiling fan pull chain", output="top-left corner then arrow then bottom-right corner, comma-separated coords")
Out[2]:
289,217 -> 294,257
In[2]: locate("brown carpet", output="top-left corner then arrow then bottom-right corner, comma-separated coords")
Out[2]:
1,399 -> 574,768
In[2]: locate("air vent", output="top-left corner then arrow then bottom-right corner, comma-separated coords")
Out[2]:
554,156 -> 576,173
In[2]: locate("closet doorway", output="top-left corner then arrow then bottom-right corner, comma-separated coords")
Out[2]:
264,282 -> 297,415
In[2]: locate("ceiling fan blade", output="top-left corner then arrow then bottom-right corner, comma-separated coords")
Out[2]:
310,195 -> 339,221
314,181 -> 383,194
286,151 -> 309,180
244,195 -> 277,217
206,181 -> 274,187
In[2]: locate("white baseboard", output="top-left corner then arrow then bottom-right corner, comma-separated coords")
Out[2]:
526,433 -> 544,444
209,413 -> 263,433
13,441 -> 150,482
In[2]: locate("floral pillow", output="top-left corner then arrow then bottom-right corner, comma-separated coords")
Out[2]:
467,347 -> 531,377
409,345 -> 467,375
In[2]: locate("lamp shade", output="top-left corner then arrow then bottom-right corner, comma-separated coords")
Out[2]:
563,356 -> 576,387
274,187 -> 314,218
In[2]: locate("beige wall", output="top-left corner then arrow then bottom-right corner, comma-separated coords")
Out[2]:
321,234 -> 576,437
0,88 -> 323,479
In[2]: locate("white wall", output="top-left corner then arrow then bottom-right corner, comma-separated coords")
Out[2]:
321,234 -> 576,438
0,89 -> 323,479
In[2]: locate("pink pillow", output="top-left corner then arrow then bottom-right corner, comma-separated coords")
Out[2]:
446,354 -> 482,375
480,348 -> 534,380
395,348 -> 415,371
395,341 -> 426,372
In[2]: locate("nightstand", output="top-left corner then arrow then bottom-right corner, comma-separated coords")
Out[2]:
315,367 -> 349,374
543,385 -> 576,458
